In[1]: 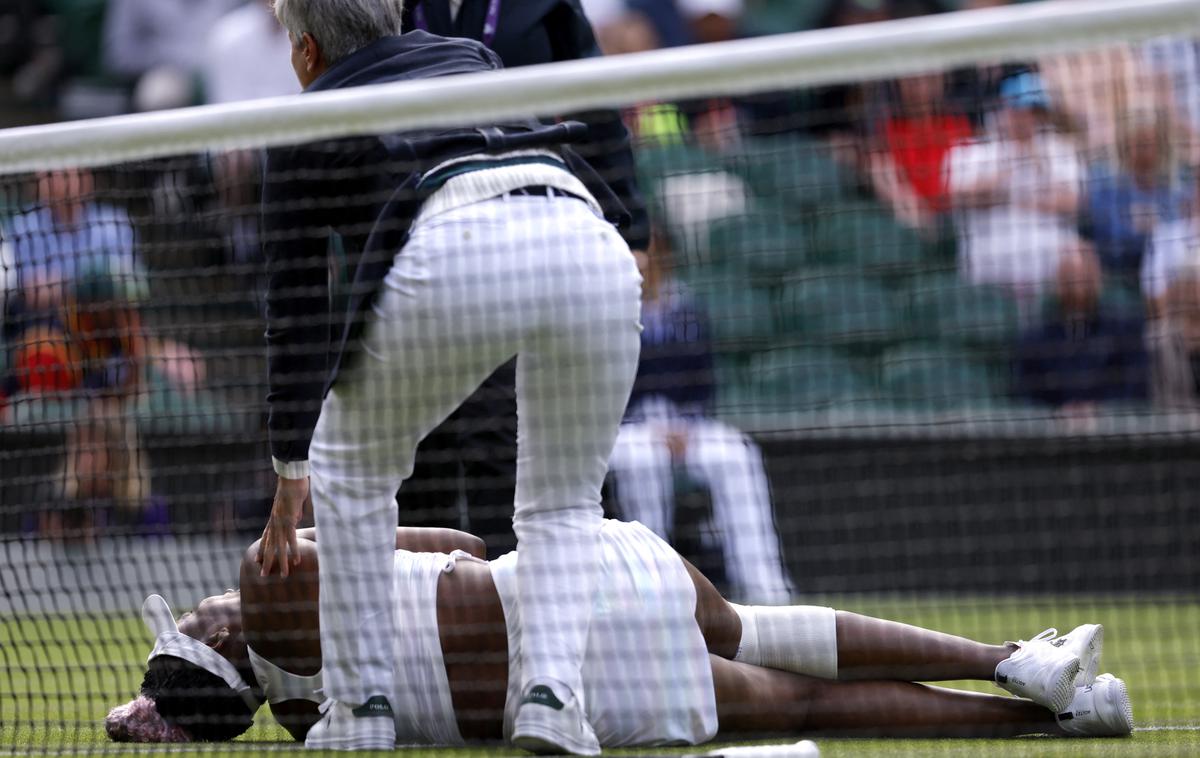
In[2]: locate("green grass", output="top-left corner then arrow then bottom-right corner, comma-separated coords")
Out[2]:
1,596 -> 1196,755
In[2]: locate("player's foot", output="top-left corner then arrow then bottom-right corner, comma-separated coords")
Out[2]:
304,697 -> 395,751
1048,624 -> 1104,686
512,682 -> 600,756
1057,674 -> 1134,737
995,628 -> 1081,713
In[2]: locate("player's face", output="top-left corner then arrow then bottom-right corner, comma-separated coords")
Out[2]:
176,590 -> 245,659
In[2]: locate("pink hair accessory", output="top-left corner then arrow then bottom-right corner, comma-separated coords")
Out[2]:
105,695 -> 191,743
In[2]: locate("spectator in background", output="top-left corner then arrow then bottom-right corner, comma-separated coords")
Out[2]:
586,0 -> 659,55
606,235 -> 794,604
1142,183 -> 1200,317
102,0 -> 243,111
204,0 -> 296,105
203,0 -> 298,267
3,168 -> 148,539
673,0 -> 743,150
736,0 -> 894,142
5,169 -> 144,319
584,0 -> 738,151
1142,35 -> 1200,142
1038,40 -> 1198,167
946,72 -> 1083,314
799,0 -> 891,142
1086,108 -> 1193,284
2,169 -> 203,539
588,10 -> 692,146
1015,243 -> 1148,416
868,71 -> 974,234
582,0 -> 691,49
1148,266 -> 1200,407
677,0 -> 742,44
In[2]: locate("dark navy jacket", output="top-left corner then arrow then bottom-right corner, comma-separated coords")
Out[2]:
1015,305 -> 1149,408
262,31 -> 626,465
402,0 -> 648,250
625,280 -> 716,421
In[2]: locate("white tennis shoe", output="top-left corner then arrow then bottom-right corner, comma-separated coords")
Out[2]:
1057,674 -> 1134,737
1047,623 -> 1104,686
512,683 -> 600,756
304,697 -> 395,751
994,628 -> 1081,713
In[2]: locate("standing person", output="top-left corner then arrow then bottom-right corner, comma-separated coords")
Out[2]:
395,0 -> 649,557
256,1 -> 642,753
606,237 -> 794,604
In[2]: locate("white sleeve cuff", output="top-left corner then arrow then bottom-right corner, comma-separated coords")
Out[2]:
273,457 -> 311,479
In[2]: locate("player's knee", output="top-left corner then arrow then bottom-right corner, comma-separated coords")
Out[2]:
731,604 -> 838,680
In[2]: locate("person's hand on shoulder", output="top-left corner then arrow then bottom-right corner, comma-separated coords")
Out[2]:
259,475 -> 310,577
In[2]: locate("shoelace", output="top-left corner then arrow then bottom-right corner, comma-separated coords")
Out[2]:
317,698 -> 334,716
1029,628 -> 1059,643
1007,627 -> 1059,647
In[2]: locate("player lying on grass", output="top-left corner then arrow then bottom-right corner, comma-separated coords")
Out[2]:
107,520 -> 1132,746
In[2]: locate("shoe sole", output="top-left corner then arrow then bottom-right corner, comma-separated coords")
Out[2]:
1071,624 -> 1104,687
1048,657 -> 1082,714
304,727 -> 394,751
303,737 -> 394,751
512,724 -> 600,756
1104,677 -> 1135,735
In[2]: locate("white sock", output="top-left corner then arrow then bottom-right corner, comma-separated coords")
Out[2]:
731,604 -> 839,679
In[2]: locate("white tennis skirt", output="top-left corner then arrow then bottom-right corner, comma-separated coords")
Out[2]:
490,519 -> 719,747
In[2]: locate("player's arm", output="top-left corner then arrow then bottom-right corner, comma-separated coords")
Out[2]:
262,144 -> 334,480
240,537 -> 322,742
293,527 -> 487,559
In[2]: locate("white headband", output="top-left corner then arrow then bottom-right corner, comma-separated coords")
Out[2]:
142,594 -> 261,713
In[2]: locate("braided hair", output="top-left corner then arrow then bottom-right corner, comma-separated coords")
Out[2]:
137,655 -> 256,742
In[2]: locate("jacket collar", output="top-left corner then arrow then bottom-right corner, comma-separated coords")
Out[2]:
307,36 -> 407,93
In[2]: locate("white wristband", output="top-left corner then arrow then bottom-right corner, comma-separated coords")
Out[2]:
273,457 -> 311,479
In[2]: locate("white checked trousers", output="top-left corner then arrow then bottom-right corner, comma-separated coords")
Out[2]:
309,194 -> 642,705
608,418 -> 795,605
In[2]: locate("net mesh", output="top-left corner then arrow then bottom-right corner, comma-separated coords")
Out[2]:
1,0 -> 1199,753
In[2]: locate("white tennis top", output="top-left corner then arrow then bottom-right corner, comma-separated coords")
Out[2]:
246,549 -> 482,746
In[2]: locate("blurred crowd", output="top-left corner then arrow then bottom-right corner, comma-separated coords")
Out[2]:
582,0 -> 1200,423
1,0 -> 1199,545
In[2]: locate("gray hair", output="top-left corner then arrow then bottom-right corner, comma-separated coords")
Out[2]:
273,0 -> 405,65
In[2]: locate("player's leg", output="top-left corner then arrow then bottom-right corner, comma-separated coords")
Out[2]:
606,421 -> 675,539
682,558 -> 1015,682
687,558 -> 1100,714
684,419 -> 793,604
508,196 -> 642,755
305,211 -> 517,748
709,655 -> 1061,738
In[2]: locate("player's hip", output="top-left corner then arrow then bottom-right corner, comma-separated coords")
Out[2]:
490,520 -> 720,747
